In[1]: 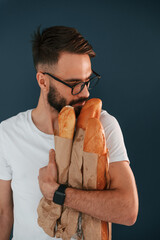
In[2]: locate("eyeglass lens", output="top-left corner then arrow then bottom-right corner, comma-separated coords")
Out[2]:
72,76 -> 99,95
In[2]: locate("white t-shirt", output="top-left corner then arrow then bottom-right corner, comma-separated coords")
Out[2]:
0,109 -> 129,240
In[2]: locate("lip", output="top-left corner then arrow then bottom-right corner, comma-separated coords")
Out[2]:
73,101 -> 86,107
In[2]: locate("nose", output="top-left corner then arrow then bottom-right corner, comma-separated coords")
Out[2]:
78,84 -> 90,99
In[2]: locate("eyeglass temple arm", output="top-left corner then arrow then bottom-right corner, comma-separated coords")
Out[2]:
92,70 -> 101,78
43,72 -> 73,89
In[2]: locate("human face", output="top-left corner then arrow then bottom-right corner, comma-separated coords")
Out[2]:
47,83 -> 88,117
47,52 -> 92,116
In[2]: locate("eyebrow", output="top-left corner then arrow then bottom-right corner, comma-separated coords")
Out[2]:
64,72 -> 93,82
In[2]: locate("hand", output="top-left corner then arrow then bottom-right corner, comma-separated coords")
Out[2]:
38,149 -> 60,200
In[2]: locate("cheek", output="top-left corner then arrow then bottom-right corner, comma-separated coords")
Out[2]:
58,86 -> 74,103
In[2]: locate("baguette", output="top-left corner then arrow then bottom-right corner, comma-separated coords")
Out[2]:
83,118 -> 110,240
59,99 -> 103,239
58,105 -> 76,139
83,117 -> 106,154
55,105 -> 76,184
68,98 -> 102,189
37,105 -> 76,238
76,98 -> 102,130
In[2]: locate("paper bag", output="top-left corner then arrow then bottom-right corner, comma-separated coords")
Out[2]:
37,136 -> 73,237
56,128 -> 85,239
81,151 -> 112,240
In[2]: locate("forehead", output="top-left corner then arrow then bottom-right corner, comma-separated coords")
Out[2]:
53,52 -> 92,79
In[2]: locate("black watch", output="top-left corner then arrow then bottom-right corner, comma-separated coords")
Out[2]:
53,184 -> 67,205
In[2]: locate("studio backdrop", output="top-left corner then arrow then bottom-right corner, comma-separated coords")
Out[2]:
0,0 -> 160,239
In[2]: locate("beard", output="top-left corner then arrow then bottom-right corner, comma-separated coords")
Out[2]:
47,84 -> 89,118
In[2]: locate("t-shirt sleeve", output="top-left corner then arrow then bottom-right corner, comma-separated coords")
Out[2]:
0,123 -> 12,180
100,111 -> 130,164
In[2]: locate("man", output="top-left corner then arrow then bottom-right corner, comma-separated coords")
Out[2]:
0,26 -> 139,240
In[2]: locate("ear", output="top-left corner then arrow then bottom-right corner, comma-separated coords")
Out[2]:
36,72 -> 49,92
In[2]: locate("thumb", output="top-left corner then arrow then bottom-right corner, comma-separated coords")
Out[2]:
47,149 -> 57,181
48,149 -> 55,166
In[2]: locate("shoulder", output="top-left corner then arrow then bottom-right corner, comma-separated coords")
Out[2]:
0,109 -> 32,134
100,109 -> 130,164
100,109 -> 119,131
100,109 -> 124,141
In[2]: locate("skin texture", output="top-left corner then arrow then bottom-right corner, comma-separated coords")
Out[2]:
38,150 -> 60,200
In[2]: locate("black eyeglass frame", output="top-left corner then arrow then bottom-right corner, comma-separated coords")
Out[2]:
42,70 -> 101,95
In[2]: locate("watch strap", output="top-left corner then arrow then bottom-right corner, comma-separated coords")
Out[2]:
53,184 -> 67,205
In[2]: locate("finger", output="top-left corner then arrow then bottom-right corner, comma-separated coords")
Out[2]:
48,149 -> 55,165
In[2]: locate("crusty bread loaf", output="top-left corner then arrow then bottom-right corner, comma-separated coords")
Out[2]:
57,100 -> 110,239
84,118 -> 106,155
37,106 -> 76,238
83,118 -> 109,240
76,98 -> 102,130
58,106 -> 76,139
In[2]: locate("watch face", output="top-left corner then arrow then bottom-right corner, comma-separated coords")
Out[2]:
53,185 -> 67,205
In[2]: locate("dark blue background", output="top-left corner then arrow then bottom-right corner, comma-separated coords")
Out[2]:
0,0 -> 160,239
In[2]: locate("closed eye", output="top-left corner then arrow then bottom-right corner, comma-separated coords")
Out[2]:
64,72 -> 93,85
65,81 -> 81,87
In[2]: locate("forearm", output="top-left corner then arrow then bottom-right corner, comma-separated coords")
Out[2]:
0,213 -> 13,240
39,154 -> 138,226
64,187 -> 136,226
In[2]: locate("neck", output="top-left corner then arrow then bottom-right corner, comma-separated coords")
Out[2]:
31,91 -> 58,135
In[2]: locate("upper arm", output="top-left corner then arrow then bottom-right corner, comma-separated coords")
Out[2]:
0,180 -> 13,214
109,161 -> 139,213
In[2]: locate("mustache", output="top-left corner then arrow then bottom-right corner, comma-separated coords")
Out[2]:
69,97 -> 89,106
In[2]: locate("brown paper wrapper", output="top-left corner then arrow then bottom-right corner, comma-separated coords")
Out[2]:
56,129 -> 112,240
37,136 -> 73,237
82,214 -> 101,240
37,127 -> 112,239
37,198 -> 61,237
54,136 -> 73,184
82,152 -> 98,190
82,152 -> 101,240
56,206 -> 80,240
82,151 -> 112,240
68,128 -> 84,188
56,128 -> 85,239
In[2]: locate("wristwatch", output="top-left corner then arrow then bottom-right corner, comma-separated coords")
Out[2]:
53,184 -> 67,205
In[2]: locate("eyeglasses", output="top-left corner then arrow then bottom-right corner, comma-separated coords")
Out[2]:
42,70 -> 101,95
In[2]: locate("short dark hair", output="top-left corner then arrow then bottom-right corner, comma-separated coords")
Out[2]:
32,26 -> 96,70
